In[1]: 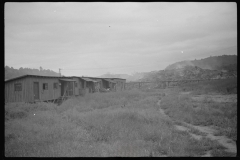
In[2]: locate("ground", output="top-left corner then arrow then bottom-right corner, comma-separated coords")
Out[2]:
5,79 -> 237,157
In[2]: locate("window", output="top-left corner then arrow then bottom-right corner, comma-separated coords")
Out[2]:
54,83 -> 58,89
75,82 -> 78,88
14,83 -> 22,91
43,83 -> 48,90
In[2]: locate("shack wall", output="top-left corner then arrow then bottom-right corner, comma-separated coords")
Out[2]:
31,77 -> 61,101
5,77 -> 32,103
72,77 -> 82,96
78,78 -> 87,95
111,79 -> 126,91
5,77 -> 61,103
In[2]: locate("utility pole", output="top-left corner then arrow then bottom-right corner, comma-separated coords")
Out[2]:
59,68 -> 61,77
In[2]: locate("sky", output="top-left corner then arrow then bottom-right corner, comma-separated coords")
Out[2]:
5,2 -> 237,77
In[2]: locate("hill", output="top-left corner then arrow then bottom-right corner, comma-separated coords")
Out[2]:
5,66 -> 60,80
165,55 -> 237,71
140,55 -> 237,82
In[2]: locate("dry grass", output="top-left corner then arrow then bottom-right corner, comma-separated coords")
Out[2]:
160,79 -> 237,141
5,89 -> 228,157
179,78 -> 237,95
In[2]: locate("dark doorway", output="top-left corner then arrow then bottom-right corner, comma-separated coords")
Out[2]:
61,82 -> 65,96
33,82 -> 39,100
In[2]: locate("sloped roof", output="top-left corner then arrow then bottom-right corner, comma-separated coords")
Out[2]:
80,77 -> 98,82
5,74 -> 62,83
85,76 -> 126,80
103,79 -> 116,83
59,79 -> 76,82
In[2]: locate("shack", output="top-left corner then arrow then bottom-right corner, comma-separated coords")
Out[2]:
102,79 -> 117,91
71,76 -> 100,95
5,75 -> 76,103
85,77 -> 104,91
108,78 -> 126,91
84,77 -> 119,92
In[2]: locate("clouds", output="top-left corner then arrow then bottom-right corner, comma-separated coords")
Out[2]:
5,2 -> 237,76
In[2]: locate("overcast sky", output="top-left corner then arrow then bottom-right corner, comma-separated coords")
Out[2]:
5,2 -> 237,77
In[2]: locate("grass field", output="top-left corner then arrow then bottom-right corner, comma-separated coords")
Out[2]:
179,78 -> 237,95
5,78 -> 237,157
160,78 -> 237,141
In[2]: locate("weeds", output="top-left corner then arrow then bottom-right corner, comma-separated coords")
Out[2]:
179,78 -> 237,95
5,88 -> 232,157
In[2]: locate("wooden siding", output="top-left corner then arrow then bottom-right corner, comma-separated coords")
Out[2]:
94,82 -> 100,92
79,79 -> 86,88
99,80 -> 103,89
86,81 -> 94,93
111,79 -> 126,91
30,77 -> 61,102
5,76 -> 126,103
5,77 -> 31,103
88,78 -> 103,90
61,81 -> 75,97
78,78 -> 87,95
71,77 -> 83,96
74,78 -> 79,96
102,80 -> 108,89
5,77 -> 62,103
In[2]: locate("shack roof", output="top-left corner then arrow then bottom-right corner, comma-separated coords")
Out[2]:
5,74 -> 77,83
59,78 -> 76,82
85,77 -> 126,80
80,77 -> 98,82
103,79 -> 116,83
5,74 -> 63,83
5,75 -> 126,83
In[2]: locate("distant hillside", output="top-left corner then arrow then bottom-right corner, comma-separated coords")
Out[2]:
165,55 -> 237,71
5,66 -> 60,80
140,66 -> 237,82
140,55 -> 237,82
98,72 -> 149,82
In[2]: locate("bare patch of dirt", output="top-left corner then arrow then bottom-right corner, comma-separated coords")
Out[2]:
158,100 -> 170,119
181,121 -> 236,154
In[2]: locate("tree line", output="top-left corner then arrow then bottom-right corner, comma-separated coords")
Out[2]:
5,66 -> 60,80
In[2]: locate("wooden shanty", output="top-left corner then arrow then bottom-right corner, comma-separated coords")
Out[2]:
102,79 -> 117,91
70,76 -> 126,94
70,76 -> 99,95
84,77 -> 104,91
106,78 -> 126,91
5,74 -> 127,103
82,77 -> 99,93
5,75 -> 76,103
84,77 -> 126,92
83,77 -> 114,92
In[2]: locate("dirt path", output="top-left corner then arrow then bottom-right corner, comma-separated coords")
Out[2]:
181,121 -> 236,154
157,98 -> 237,157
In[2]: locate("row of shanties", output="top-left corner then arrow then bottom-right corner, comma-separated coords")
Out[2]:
5,75 -> 126,103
